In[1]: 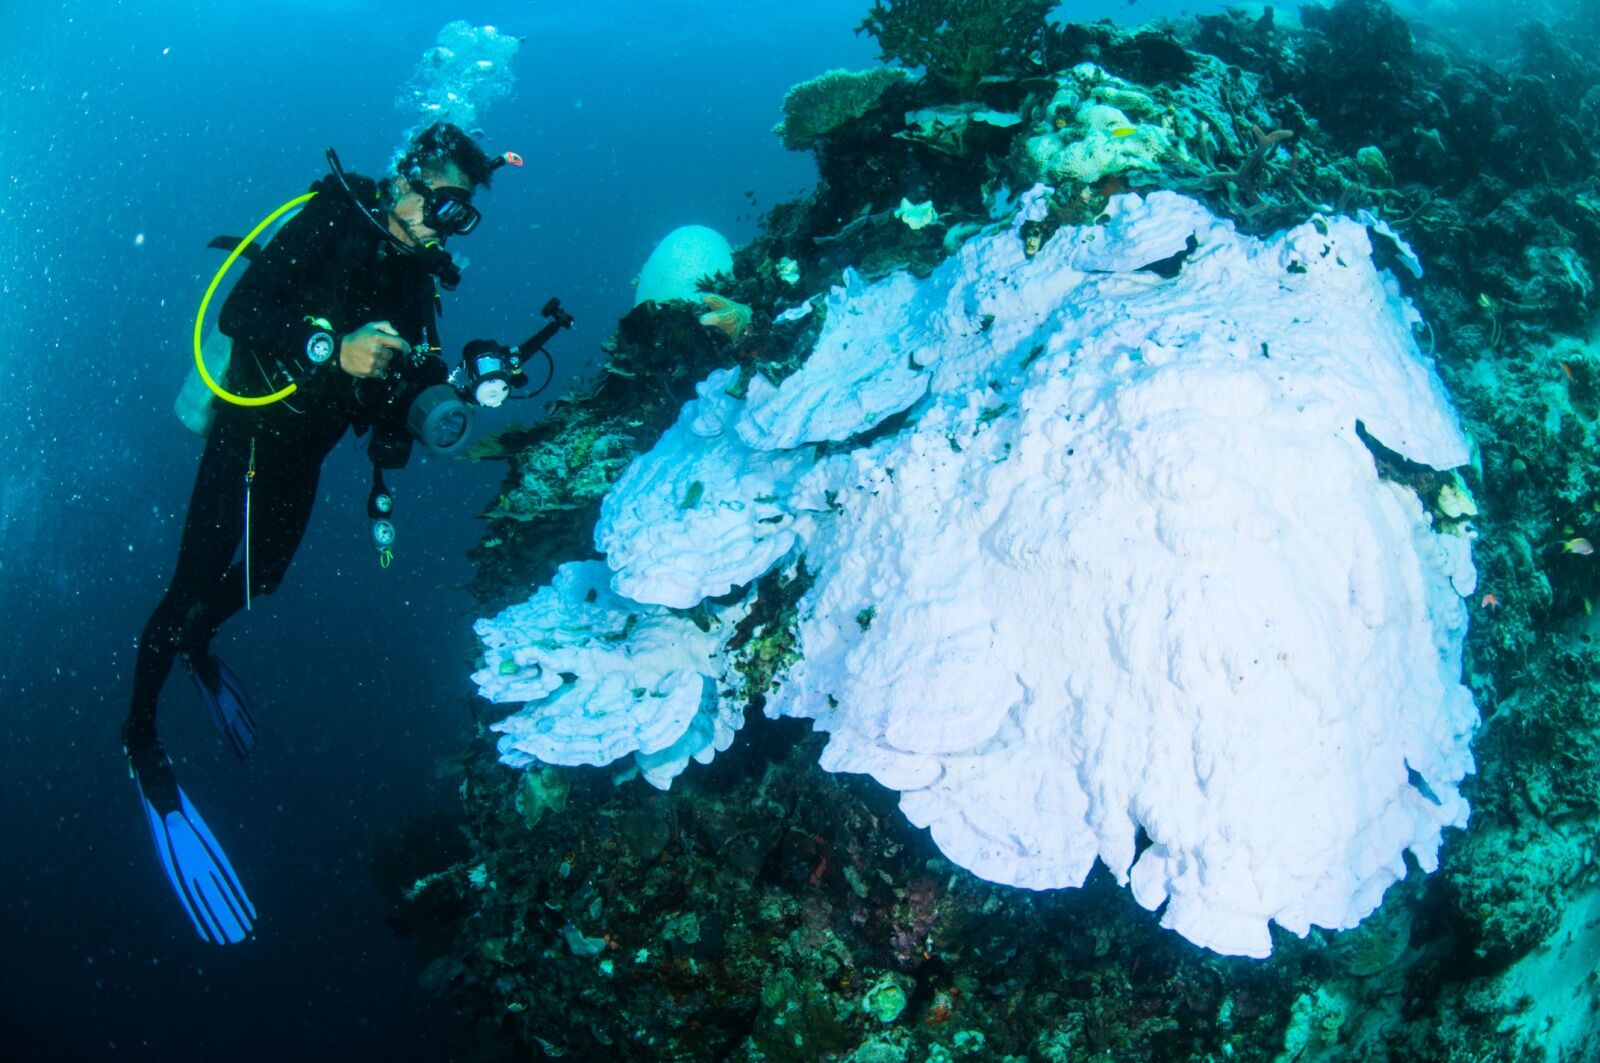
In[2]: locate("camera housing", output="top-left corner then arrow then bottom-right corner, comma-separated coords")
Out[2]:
368,296 -> 574,466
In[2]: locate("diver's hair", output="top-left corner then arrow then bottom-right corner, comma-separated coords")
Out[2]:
398,122 -> 497,190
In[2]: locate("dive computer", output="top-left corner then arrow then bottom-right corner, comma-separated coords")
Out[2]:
306,330 -> 337,366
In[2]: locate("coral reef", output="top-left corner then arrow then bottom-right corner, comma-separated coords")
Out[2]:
1015,65 -> 1174,187
724,192 -> 1476,959
410,715 -> 1296,1061
411,1 -> 1600,1058
595,368 -> 816,609
636,225 -> 736,306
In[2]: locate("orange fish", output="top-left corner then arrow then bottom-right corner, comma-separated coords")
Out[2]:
1561,361 -> 1575,381
1479,593 -> 1499,610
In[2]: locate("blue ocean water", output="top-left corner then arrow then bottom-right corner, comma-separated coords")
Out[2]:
0,0 -> 1326,1058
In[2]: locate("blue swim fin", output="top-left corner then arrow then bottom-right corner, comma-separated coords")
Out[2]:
183,652 -> 258,759
129,744 -> 257,945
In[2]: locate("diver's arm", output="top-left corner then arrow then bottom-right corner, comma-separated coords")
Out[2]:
217,180 -> 347,378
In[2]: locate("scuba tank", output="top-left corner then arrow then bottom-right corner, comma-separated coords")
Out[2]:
174,210 -> 303,436
174,326 -> 236,435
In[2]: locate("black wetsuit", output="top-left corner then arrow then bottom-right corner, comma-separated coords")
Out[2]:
126,173 -> 447,746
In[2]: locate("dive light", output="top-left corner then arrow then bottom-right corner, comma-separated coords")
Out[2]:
461,339 -> 524,408
455,296 -> 573,410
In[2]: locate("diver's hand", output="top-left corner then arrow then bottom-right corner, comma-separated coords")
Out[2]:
339,321 -> 411,378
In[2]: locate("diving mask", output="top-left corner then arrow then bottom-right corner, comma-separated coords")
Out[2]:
414,181 -> 480,237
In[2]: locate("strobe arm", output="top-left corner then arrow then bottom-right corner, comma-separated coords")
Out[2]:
514,297 -> 574,359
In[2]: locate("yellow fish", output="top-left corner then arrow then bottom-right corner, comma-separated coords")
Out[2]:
1562,537 -> 1594,555
1110,126 -> 1138,138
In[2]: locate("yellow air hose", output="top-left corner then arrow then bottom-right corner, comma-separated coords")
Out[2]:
192,191 -> 318,407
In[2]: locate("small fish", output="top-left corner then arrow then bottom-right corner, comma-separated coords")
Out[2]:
1479,592 -> 1499,610
1562,537 -> 1594,555
680,480 -> 705,510
1561,361 -> 1575,381
1110,125 -> 1138,138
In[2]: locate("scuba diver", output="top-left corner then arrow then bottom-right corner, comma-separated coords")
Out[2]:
124,121 -> 556,944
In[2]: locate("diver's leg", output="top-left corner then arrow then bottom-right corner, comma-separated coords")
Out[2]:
250,440 -> 324,595
126,412 -> 253,744
125,409 -> 269,945
184,431 -> 325,648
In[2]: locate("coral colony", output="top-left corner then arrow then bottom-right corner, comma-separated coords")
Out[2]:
474,188 -> 1478,959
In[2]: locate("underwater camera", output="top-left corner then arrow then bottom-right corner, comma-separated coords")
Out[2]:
375,297 -> 574,461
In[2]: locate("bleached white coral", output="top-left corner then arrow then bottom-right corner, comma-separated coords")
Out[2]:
478,189 -> 1478,956
473,561 -> 749,789
586,189 -> 1477,956
596,369 -> 816,609
634,226 -> 734,306
736,268 -> 935,450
